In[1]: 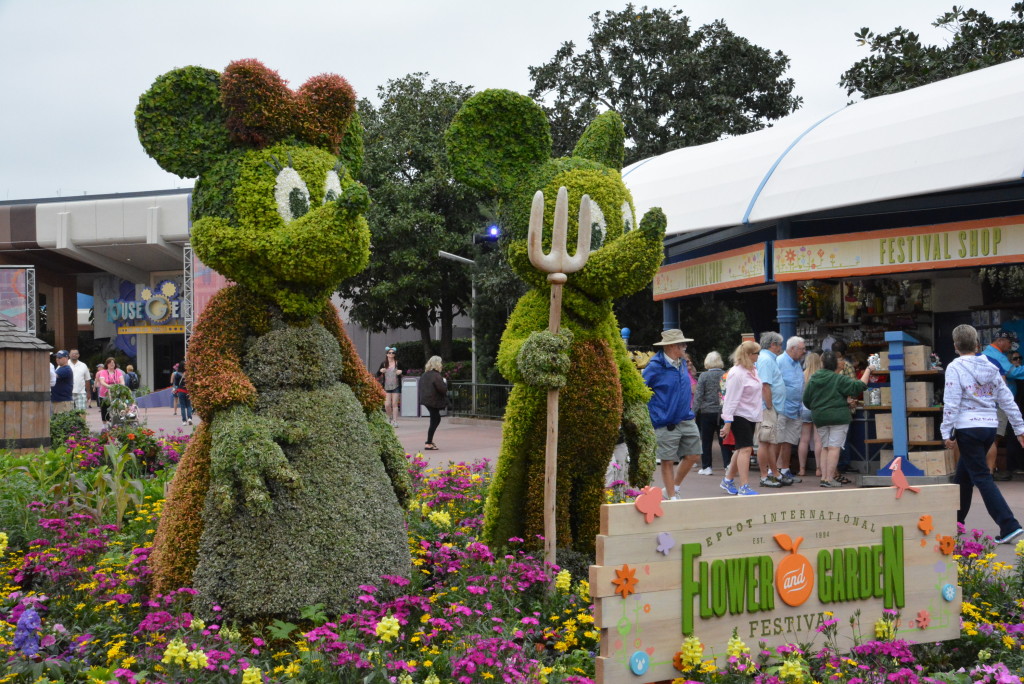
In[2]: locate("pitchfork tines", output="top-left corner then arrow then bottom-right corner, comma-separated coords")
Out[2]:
527,187 -> 592,284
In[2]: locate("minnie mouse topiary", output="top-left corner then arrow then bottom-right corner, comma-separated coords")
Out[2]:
137,60 -> 411,621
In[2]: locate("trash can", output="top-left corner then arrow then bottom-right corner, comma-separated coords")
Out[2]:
401,378 -> 420,417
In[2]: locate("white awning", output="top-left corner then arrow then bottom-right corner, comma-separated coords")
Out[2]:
623,58 -> 1024,236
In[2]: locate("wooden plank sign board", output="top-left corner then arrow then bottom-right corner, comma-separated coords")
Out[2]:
591,485 -> 960,684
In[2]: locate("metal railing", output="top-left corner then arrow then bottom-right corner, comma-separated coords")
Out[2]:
448,382 -> 511,419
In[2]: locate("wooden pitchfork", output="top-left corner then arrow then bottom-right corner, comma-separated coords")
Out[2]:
527,186 -> 592,569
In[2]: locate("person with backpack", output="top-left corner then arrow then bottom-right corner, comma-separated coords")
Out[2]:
172,361 -> 192,426
125,364 -> 140,395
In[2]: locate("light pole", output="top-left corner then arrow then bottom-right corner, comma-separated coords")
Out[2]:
438,250 -> 476,414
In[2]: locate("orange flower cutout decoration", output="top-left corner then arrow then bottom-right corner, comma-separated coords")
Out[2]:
915,610 -> 931,629
937,535 -> 956,555
634,486 -> 664,524
917,514 -> 933,536
612,564 -> 639,598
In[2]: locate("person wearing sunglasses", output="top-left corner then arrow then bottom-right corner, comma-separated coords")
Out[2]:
377,346 -> 403,427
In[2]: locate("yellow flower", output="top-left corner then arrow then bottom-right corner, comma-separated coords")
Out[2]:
726,631 -> 750,658
779,658 -> 805,683
375,615 -> 401,643
554,569 -> 572,593
284,661 -> 301,676
424,673 -> 440,684
241,666 -> 263,684
874,617 -> 896,640
191,618 -> 205,631
120,656 -> 137,668
428,510 -> 452,527
161,638 -> 188,666
186,648 -> 209,669
0,532 -> 7,556
398,674 -> 414,684
577,579 -> 590,603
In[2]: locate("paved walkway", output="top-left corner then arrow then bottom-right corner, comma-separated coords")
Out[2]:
91,407 -> 1024,561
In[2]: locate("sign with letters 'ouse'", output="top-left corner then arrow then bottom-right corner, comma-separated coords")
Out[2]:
591,486 -> 960,684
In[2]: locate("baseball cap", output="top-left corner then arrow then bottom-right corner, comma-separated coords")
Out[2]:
995,330 -> 1019,342
55,350 -> 69,358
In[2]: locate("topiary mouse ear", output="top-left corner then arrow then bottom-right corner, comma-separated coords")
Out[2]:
336,109 -> 364,180
445,89 -> 551,196
572,111 -> 625,170
135,66 -> 232,178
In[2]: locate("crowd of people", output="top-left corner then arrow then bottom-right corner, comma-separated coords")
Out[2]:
644,323 -> 1024,545
644,328 -> 874,499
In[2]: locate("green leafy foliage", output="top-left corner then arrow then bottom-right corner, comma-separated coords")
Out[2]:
135,66 -> 232,178
192,322 -> 411,621
49,409 -> 87,447
339,73 -> 483,361
191,145 -> 370,320
446,88 -> 663,554
529,4 -> 802,163
840,4 -> 1024,100
446,88 -> 552,196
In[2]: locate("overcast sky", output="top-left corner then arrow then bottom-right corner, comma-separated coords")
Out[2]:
0,0 -> 1016,201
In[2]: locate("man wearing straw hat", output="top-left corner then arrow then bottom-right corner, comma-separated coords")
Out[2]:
643,329 -> 702,500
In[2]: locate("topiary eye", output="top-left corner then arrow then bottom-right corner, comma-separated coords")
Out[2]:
589,198 -> 606,250
621,201 -> 634,233
323,169 -> 342,204
274,167 -> 310,222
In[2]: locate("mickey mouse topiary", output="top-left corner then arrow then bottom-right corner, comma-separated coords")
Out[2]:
137,59 -> 411,621
445,90 -> 666,554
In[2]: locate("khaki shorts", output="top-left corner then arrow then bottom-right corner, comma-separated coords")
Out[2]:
655,419 -> 702,462
757,407 -> 783,444
816,424 -> 850,449
777,413 -> 802,445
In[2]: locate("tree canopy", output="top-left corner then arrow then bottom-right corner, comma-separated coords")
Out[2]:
840,3 -> 1024,99
528,4 -> 802,164
338,73 -> 481,361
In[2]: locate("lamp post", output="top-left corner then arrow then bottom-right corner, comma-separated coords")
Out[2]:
438,250 -> 476,414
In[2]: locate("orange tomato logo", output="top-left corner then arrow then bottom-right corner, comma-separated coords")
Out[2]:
773,533 -> 814,607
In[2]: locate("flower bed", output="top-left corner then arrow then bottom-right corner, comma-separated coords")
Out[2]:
0,437 -> 1022,683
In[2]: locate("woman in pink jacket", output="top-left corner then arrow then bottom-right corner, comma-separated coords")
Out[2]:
719,340 -> 764,496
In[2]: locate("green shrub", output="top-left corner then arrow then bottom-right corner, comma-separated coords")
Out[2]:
50,409 -> 87,446
394,338 -> 472,370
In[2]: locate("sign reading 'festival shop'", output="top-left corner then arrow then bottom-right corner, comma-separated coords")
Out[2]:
773,215 -> 1024,281
591,486 -> 961,684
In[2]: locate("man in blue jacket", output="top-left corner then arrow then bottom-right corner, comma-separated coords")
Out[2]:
643,329 -> 701,500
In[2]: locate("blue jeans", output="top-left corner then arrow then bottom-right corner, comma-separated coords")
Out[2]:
955,427 -> 1020,537
178,393 -> 193,422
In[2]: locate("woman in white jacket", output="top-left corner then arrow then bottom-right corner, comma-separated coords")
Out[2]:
941,324 -> 1024,544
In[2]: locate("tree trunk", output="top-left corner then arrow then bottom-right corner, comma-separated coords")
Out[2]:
415,309 -> 433,368
439,301 -> 454,361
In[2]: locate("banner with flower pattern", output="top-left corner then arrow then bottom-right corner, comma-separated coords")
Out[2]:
653,244 -> 766,300
774,215 -> 1024,281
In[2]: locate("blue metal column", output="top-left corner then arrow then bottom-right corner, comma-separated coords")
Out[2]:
877,331 -> 925,477
778,282 -> 798,342
662,300 -> 679,331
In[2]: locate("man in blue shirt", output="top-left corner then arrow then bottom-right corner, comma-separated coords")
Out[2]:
51,350 -> 74,415
776,336 -> 807,485
756,332 -> 786,488
644,329 -> 702,500
983,330 -> 1024,479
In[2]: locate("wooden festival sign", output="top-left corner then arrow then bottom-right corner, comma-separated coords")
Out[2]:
591,485 -> 961,684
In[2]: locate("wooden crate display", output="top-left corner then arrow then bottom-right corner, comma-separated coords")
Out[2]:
908,417 -> 935,442
904,345 -> 932,372
592,487 -> 961,684
880,382 -> 932,408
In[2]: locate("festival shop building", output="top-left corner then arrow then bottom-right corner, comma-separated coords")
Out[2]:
623,58 -> 1024,472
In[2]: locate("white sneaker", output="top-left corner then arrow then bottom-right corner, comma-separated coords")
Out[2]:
698,467 -> 712,475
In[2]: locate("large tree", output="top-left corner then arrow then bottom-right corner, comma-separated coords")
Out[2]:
840,4 -> 1024,100
528,4 -> 802,164
339,74 -> 481,361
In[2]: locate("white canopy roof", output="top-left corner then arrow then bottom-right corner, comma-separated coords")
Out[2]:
623,58 -> 1024,237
